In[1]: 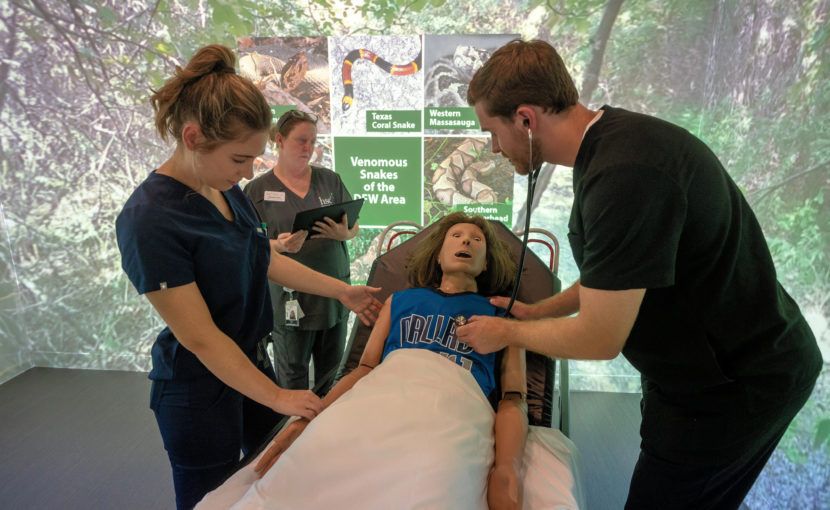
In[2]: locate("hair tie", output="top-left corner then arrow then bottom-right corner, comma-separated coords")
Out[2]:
211,62 -> 236,75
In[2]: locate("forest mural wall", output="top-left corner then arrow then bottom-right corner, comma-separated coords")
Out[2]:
0,0 -> 828,507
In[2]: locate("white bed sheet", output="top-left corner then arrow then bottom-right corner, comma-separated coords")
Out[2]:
197,349 -> 584,510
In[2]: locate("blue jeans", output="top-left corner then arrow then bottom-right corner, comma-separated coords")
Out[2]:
151,352 -> 279,509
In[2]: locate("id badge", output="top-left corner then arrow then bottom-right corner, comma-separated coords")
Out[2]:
285,300 -> 300,327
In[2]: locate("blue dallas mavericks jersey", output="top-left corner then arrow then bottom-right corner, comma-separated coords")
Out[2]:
382,287 -> 501,397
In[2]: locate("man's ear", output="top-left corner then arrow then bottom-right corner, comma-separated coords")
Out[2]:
514,105 -> 535,131
181,123 -> 203,151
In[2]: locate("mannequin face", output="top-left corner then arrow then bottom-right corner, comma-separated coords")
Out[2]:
437,222 -> 487,278
184,125 -> 268,191
276,121 -> 317,171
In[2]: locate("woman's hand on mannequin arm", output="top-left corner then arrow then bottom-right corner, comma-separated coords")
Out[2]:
487,345 -> 528,510
144,283 -> 322,419
309,214 -> 358,241
267,247 -> 382,325
488,280 -> 582,320
254,296 -> 393,477
457,284 -> 645,359
272,230 -> 307,253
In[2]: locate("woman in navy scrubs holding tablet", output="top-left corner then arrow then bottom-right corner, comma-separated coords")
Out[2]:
115,45 -> 381,510
244,110 -> 357,397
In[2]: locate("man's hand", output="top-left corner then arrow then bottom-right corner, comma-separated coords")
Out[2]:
274,230 -> 308,253
488,296 -> 539,320
339,285 -> 383,326
456,315 -> 513,354
310,213 -> 350,241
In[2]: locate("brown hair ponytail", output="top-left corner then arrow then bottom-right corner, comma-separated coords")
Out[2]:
151,44 -> 271,151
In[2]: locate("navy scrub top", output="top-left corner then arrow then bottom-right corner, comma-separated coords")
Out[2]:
116,171 -> 273,381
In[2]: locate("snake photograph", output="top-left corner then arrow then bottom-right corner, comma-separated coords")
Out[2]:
340,43 -> 422,112
330,35 -> 424,134
237,36 -> 332,134
423,136 -> 516,225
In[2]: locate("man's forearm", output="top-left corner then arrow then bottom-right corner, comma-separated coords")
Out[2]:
509,284 -> 643,360
533,279 -> 580,318
508,315 -> 617,360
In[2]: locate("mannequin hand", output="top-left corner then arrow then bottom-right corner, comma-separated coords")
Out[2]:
487,463 -> 523,510
310,213 -> 350,241
275,231 -> 307,253
254,418 -> 309,477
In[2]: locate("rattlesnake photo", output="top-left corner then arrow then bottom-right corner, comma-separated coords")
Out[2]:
425,45 -> 491,108
237,37 -> 332,133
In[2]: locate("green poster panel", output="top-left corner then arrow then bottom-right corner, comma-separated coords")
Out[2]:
424,107 -> 480,130
334,137 -> 422,227
366,110 -> 422,132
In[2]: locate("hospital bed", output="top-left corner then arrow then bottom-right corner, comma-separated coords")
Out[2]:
197,220 -> 585,509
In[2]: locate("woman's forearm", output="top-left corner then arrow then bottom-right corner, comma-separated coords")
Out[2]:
268,249 -> 348,299
189,329 -> 286,411
146,284 -> 285,413
346,220 -> 359,240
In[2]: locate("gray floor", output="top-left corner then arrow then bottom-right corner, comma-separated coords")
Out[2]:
0,367 -> 642,509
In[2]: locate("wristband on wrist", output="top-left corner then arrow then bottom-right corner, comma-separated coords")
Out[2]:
502,391 -> 526,401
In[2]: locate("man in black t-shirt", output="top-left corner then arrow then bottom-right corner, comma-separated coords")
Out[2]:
456,39 -> 822,509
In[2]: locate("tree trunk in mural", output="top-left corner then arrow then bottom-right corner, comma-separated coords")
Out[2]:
581,0 -> 625,105
0,4 -> 17,116
514,0 -> 625,231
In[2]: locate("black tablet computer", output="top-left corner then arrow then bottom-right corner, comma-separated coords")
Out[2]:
291,198 -> 364,233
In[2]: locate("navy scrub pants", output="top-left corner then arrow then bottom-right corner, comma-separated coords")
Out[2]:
151,349 -> 280,510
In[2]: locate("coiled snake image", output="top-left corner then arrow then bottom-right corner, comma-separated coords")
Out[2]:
425,45 -> 491,109
340,43 -> 422,112
237,37 -> 331,132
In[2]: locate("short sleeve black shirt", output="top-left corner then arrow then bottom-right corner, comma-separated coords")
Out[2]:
569,106 -> 821,462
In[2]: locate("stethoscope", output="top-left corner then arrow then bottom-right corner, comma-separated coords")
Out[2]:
454,125 -> 540,327
501,124 -> 540,318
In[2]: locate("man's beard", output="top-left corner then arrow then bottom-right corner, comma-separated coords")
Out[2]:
510,136 -> 542,175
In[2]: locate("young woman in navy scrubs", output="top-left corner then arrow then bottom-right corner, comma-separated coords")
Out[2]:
115,44 -> 381,510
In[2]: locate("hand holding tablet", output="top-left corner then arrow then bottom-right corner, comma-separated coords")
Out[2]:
291,198 -> 365,234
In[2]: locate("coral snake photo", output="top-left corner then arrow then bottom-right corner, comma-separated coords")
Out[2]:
340,40 -> 423,112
